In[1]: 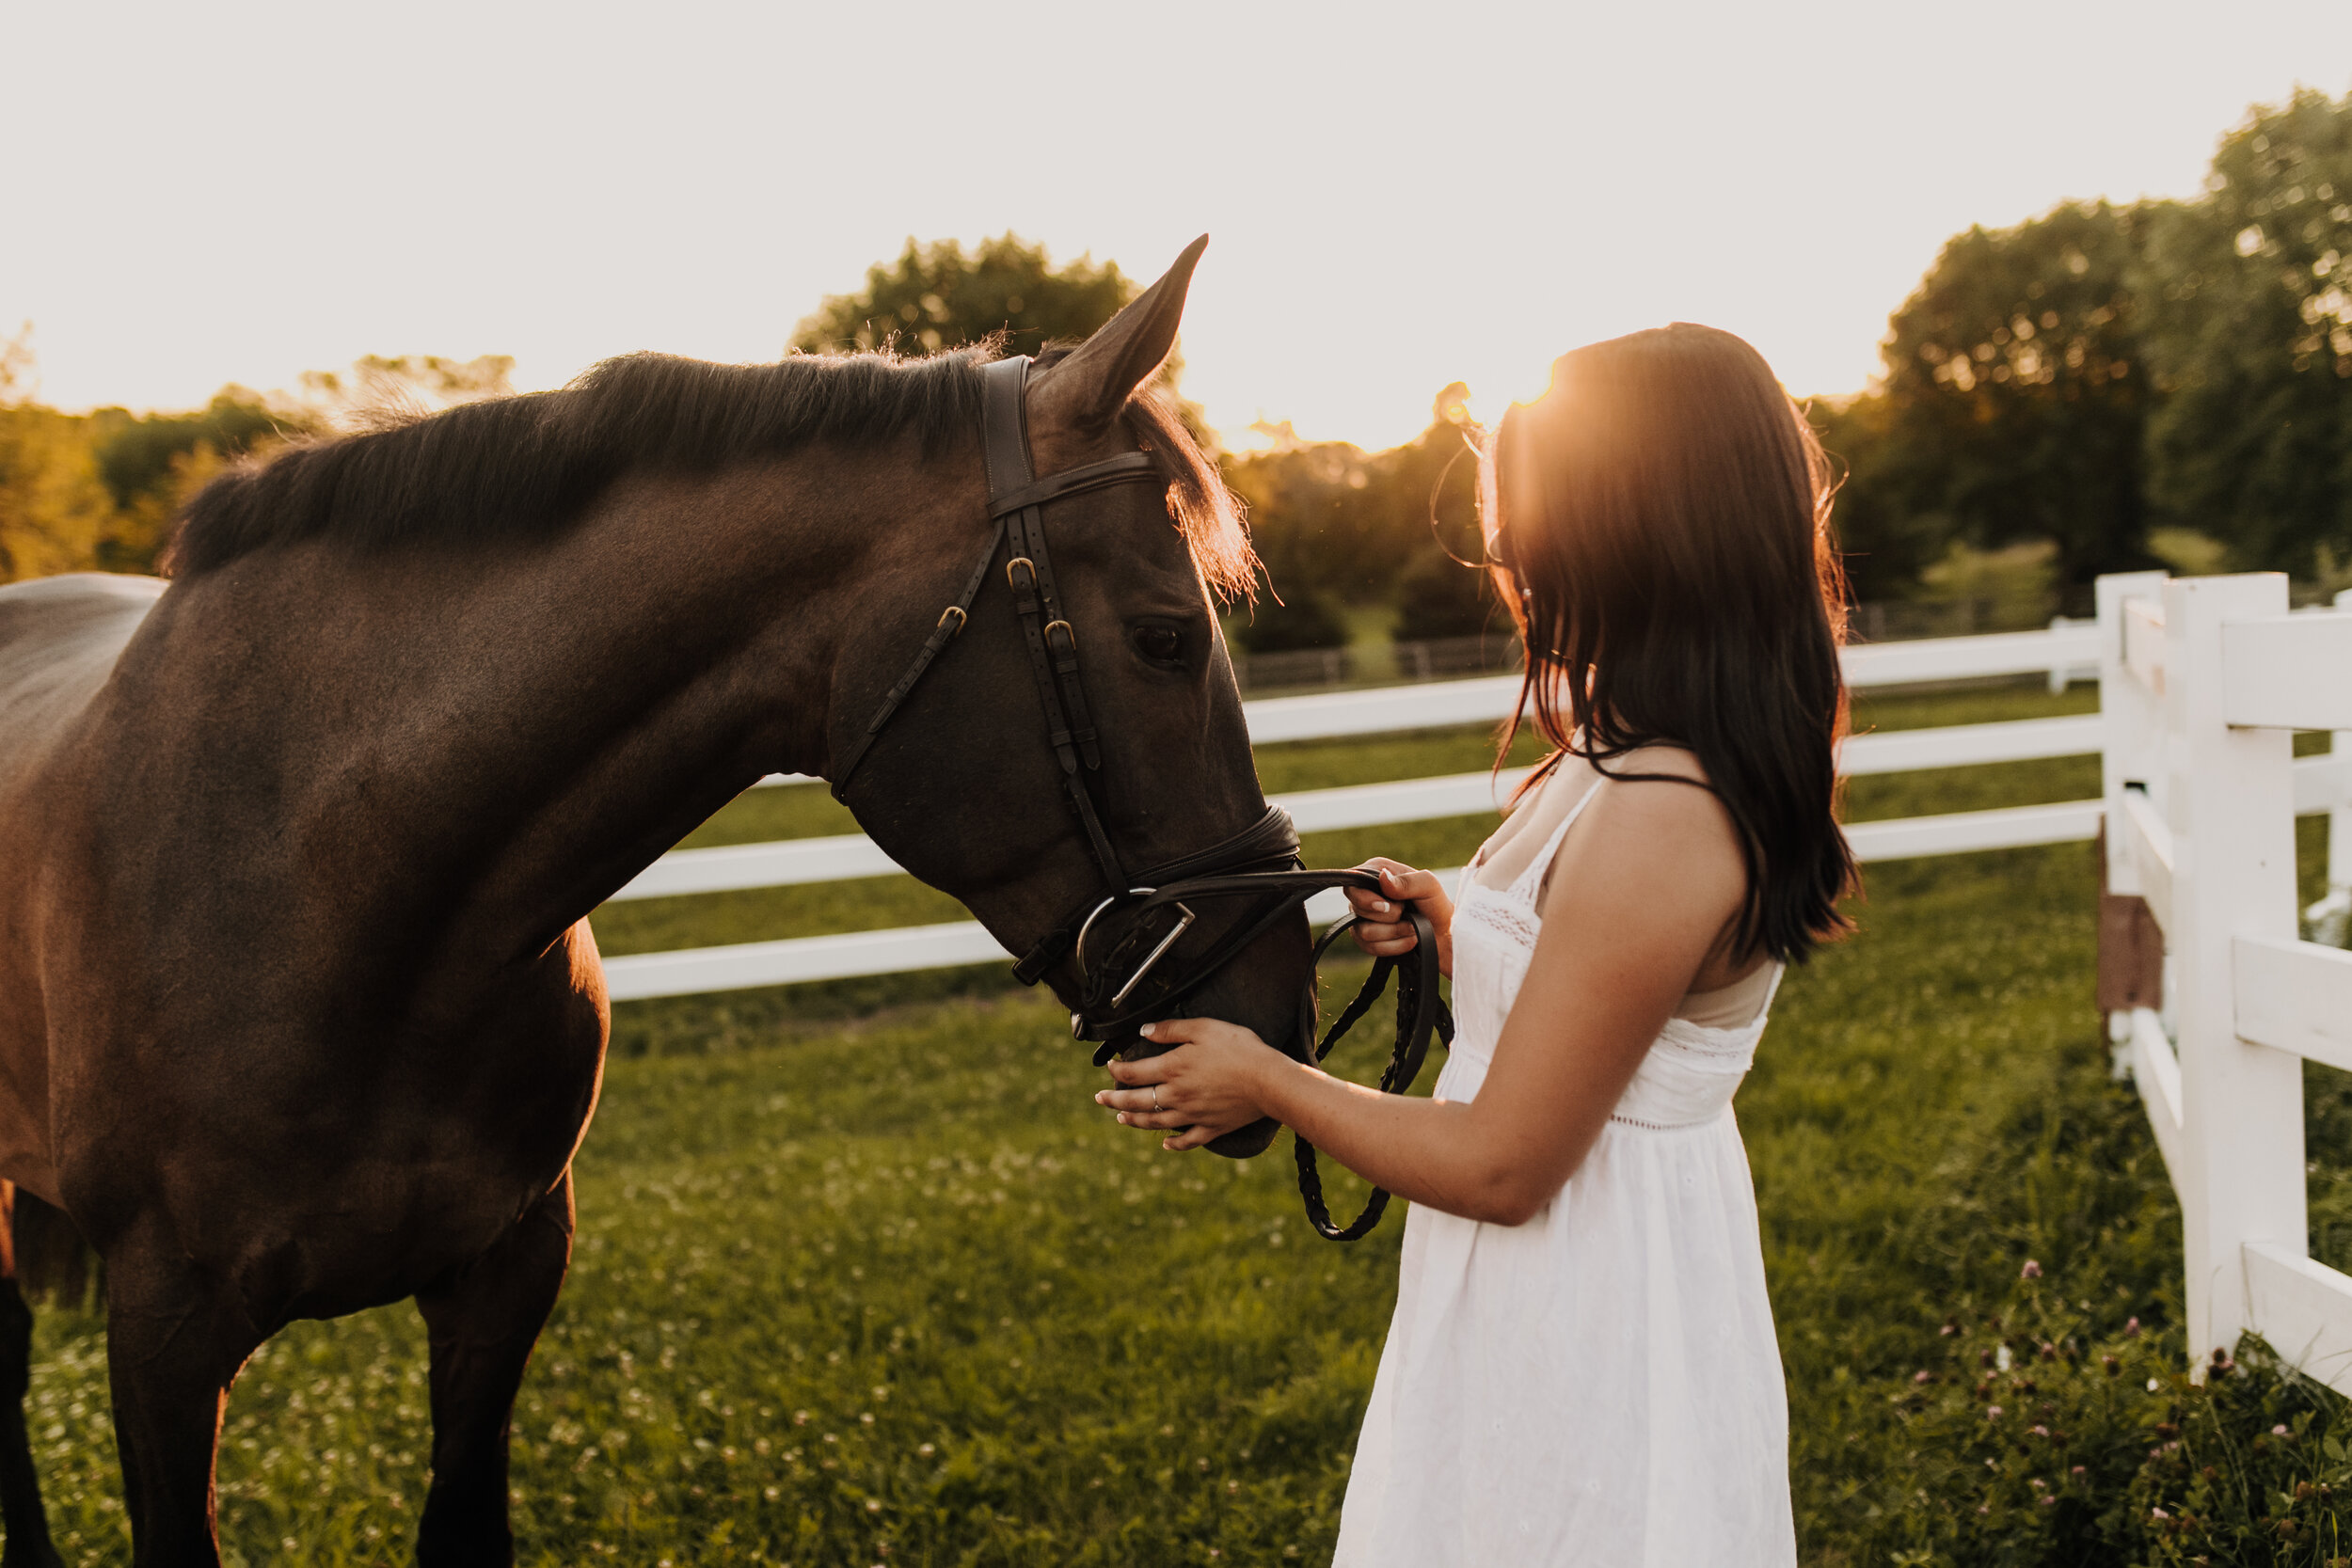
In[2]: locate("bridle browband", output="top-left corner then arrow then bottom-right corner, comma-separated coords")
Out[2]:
828,355 -> 1452,1240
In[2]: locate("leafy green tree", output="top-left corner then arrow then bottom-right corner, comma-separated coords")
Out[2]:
1224,385 -> 1483,615
791,234 -> 1134,361
1806,391 -> 1950,602
0,326 -> 118,581
1229,590 -> 1351,653
86,388 -> 306,572
2138,87 -> 2352,576
89,390 -> 287,508
1391,546 -> 1496,641
1831,200 -> 2163,591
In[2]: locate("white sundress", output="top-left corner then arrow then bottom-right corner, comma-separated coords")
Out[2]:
1332,778 -> 1797,1567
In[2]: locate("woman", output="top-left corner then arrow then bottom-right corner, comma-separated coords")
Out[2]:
1094,324 -> 1854,1563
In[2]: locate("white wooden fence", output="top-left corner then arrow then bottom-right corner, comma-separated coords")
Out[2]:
598,623 -> 2115,1001
2098,575 -> 2352,1387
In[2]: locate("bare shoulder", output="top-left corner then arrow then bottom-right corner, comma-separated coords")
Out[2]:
1543,744 -> 1746,923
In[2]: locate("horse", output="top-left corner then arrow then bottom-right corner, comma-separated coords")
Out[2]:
0,236 -> 1316,1565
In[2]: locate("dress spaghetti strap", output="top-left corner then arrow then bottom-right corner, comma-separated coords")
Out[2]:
1503,776 -> 1607,902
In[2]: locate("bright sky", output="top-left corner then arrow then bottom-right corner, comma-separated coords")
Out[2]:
5,2 -> 2347,451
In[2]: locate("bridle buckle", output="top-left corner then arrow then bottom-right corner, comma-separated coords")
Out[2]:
1071,887 -> 1199,1012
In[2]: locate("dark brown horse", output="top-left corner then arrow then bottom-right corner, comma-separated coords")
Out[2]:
0,239 -> 1312,1565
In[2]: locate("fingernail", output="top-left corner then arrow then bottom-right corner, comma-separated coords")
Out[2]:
1139,1022 -> 1157,1038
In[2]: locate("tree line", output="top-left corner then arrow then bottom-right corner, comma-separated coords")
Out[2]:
8,88 -> 2350,641
1820,86 -> 2352,612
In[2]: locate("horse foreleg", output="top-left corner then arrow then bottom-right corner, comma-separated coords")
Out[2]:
0,1183 -> 60,1568
102,1234 -> 262,1568
413,1172 -> 574,1568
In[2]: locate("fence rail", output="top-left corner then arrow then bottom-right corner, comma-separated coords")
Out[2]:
596,621 -> 2169,1002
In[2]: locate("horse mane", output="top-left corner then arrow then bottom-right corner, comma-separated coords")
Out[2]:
165,346 -> 1257,599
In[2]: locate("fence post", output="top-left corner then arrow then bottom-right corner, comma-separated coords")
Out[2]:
2327,590 -> 2352,942
2167,573 -> 2304,1369
2097,574 -> 2169,1075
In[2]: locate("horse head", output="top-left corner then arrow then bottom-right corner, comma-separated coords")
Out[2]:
827,238 -> 1312,1158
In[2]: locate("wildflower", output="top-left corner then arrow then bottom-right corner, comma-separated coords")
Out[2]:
1913,1370 -> 1932,1385
2125,1317 -> 2140,1336
2021,1259 -> 2042,1279
1940,1323 -> 1959,1337
2029,1425 -> 2049,1438
916,1444 -> 935,1457
1986,1406 -> 2004,1420
2273,1423 -> 2292,1437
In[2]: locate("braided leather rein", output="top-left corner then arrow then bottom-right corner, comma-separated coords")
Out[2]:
830,356 -> 1454,1239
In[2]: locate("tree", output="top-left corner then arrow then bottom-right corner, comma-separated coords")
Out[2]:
791,234 -> 1135,361
1806,391 -> 1950,602
2138,87 -> 2352,576
0,326 -> 119,581
85,388 -> 309,572
1223,384 -> 1484,613
1392,546 -> 1495,641
1829,200 -> 2163,591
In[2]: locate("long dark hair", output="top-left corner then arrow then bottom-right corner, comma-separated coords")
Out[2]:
1483,324 -> 1854,964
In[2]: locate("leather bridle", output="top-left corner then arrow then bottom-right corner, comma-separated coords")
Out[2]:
830,355 -> 1453,1239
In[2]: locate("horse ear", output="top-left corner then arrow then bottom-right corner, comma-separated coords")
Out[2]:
1029,234 -> 1207,435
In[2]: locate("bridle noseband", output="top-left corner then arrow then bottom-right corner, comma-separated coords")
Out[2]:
829,355 -> 1453,1239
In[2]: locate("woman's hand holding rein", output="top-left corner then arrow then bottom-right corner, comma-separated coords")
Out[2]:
1094,1018 -> 1292,1151
1346,858 -> 1454,976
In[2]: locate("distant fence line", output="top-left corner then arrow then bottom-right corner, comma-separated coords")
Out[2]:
1232,603 -> 2110,696
600,621 -> 2173,1002
1230,633 -> 1517,694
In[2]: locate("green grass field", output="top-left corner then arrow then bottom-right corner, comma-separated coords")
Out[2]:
14,680 -> 2351,1565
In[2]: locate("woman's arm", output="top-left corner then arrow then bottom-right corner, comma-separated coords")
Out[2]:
1097,778 -> 1751,1226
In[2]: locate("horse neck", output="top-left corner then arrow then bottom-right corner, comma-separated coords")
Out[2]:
135,441 -> 963,980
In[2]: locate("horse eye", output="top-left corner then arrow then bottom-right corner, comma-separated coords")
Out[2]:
1131,623 -> 1184,667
